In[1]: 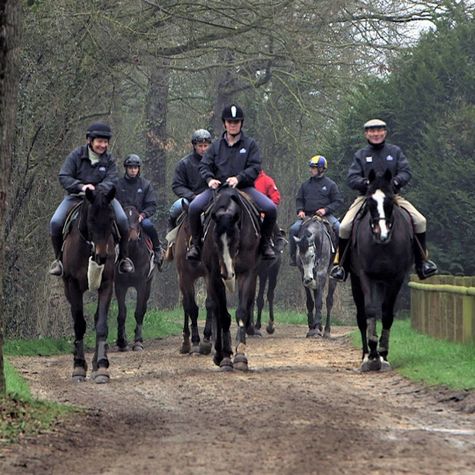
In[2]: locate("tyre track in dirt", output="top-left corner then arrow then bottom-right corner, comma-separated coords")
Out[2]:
1,325 -> 475,475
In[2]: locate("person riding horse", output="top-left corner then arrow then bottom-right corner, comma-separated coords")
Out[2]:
49,122 -> 134,276
289,155 -> 343,266
186,104 -> 277,261
330,119 -> 438,281
115,154 -> 164,267
167,129 -> 212,233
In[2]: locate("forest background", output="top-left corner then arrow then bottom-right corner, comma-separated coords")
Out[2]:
1,0 -> 474,342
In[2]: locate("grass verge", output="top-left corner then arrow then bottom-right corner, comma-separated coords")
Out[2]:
351,318 -> 475,390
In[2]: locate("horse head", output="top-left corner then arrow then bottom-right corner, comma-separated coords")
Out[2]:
124,206 -> 141,242
366,169 -> 395,243
294,220 -> 328,290
83,187 -> 116,265
211,188 -> 242,291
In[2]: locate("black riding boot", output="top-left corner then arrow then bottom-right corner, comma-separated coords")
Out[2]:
329,238 -> 350,282
414,232 -> 438,280
260,218 -> 276,260
49,234 -> 64,276
146,225 -> 164,268
186,212 -> 202,261
166,214 -> 175,235
118,238 -> 135,274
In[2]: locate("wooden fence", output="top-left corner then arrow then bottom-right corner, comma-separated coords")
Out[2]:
408,275 -> 475,344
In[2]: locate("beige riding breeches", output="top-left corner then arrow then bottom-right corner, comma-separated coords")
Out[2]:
339,195 -> 426,239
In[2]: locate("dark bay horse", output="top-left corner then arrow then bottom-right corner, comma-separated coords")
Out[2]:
202,187 -> 261,371
252,226 -> 287,335
114,206 -> 154,352
294,217 -> 337,337
173,208 -> 213,355
61,188 -> 116,383
350,169 -> 413,371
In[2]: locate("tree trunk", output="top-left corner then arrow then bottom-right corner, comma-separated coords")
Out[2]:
0,0 -> 21,395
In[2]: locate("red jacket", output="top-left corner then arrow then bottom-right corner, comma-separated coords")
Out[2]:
254,171 -> 281,206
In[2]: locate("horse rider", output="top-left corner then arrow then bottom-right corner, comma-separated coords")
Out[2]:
49,122 -> 134,276
115,154 -> 164,268
289,155 -> 343,266
167,129 -> 212,233
330,119 -> 438,281
254,169 -> 287,249
186,103 -> 277,261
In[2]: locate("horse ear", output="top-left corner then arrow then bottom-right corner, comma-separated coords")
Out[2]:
383,168 -> 393,182
85,188 -> 95,203
106,186 -> 116,202
368,169 -> 376,183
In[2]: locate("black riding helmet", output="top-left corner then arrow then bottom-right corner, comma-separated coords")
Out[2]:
86,122 -> 112,140
221,104 -> 244,122
123,154 -> 142,168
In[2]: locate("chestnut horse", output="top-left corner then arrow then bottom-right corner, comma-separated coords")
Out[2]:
61,188 -> 116,383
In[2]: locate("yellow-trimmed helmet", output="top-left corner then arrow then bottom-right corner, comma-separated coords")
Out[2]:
308,155 -> 327,169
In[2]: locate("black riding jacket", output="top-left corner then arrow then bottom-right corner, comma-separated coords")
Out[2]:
295,175 -> 343,216
199,131 -> 261,188
115,174 -> 157,218
347,142 -> 412,195
172,151 -> 208,202
59,144 -> 118,194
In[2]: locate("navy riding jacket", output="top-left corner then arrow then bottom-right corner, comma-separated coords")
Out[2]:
115,175 -> 158,218
347,142 -> 412,194
295,175 -> 343,216
199,131 -> 261,188
172,151 -> 208,202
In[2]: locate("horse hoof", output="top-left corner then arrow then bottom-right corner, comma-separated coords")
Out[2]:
117,345 -> 129,352
233,354 -> 249,372
360,356 -> 382,372
72,367 -> 87,382
132,342 -> 144,352
306,328 -> 320,338
249,329 -> 262,338
323,330 -> 331,338
92,367 -> 110,384
180,342 -> 191,354
380,358 -> 391,372
191,345 -> 201,356
266,323 -> 275,334
199,340 -> 212,355
219,357 -> 234,371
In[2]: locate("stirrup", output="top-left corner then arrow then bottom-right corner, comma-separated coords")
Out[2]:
186,244 -> 201,261
416,260 -> 438,280
118,257 -> 135,274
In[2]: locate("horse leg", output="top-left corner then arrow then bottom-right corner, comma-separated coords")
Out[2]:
234,273 -> 256,371
179,282 -> 195,354
350,273 -> 369,362
314,275 -> 325,336
132,281 -> 150,352
67,281 -> 87,382
361,280 -> 383,372
255,272 -> 266,332
199,294 -> 213,355
115,282 -> 129,351
378,281 -> 402,370
305,287 -> 318,337
266,267 -> 278,335
324,277 -> 337,338
92,282 -> 113,384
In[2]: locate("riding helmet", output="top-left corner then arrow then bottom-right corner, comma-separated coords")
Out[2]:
191,129 -> 212,144
308,155 -> 327,169
123,154 -> 142,168
221,104 -> 244,121
86,122 -> 112,139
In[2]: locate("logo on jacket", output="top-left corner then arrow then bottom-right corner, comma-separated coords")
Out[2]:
386,155 -> 394,161
239,148 -> 247,154
99,166 -> 106,172
366,156 -> 373,162
322,185 -> 327,191
137,188 -> 143,193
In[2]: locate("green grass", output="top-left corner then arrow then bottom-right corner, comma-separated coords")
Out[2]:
351,318 -> 475,390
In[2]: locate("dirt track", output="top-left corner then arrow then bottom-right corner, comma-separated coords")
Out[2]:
1,324 -> 475,475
